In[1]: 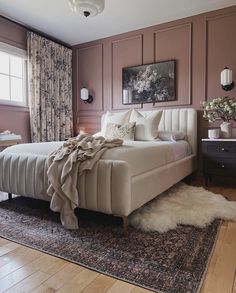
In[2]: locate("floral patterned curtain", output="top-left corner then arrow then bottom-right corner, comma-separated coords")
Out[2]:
27,32 -> 73,142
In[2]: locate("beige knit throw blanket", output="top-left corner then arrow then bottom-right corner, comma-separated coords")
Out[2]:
47,134 -> 123,229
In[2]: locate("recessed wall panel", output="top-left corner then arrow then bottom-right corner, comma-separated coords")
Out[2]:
76,44 -> 103,112
154,23 -> 192,107
206,13 -> 236,99
112,35 -> 143,110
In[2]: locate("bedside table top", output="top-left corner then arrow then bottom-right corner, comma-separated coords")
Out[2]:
202,138 -> 236,142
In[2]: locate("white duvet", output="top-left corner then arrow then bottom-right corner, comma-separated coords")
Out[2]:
2,140 -> 191,177
102,140 -> 191,176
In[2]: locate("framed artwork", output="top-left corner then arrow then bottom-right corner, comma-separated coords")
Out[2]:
122,60 -> 176,105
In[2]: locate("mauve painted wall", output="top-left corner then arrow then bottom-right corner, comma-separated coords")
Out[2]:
0,16 -> 30,142
72,6 -> 236,139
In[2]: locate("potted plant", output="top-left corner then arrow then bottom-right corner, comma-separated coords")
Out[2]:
201,97 -> 236,138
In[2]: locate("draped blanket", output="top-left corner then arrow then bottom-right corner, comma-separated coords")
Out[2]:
47,134 -> 123,229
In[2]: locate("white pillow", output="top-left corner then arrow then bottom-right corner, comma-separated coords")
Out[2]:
101,110 -> 132,136
104,122 -> 136,140
93,132 -> 102,137
129,109 -> 163,140
158,131 -> 186,141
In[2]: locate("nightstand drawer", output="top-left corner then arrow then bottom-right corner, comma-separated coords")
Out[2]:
202,142 -> 236,157
202,139 -> 236,185
205,158 -> 236,175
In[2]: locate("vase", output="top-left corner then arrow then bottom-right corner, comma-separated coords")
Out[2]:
220,122 -> 232,139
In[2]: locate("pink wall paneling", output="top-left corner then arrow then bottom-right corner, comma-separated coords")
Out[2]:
0,105 -> 30,142
206,12 -> 236,99
75,44 -> 104,113
111,35 -> 143,110
153,23 -> 192,107
72,5 -> 236,136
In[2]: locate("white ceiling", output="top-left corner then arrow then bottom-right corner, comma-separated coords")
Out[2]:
0,0 -> 235,46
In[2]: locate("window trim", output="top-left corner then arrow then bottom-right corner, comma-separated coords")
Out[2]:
0,42 -> 28,107
0,41 -> 27,59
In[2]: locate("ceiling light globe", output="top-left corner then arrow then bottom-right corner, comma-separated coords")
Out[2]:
68,0 -> 105,17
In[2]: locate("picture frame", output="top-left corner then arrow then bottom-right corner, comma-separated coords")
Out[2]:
122,60 -> 176,105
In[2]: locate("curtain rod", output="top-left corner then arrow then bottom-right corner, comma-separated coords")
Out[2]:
0,14 -> 71,49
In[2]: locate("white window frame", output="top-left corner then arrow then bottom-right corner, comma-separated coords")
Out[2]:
0,42 -> 27,107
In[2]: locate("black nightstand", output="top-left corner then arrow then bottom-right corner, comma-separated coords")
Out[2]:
202,139 -> 236,186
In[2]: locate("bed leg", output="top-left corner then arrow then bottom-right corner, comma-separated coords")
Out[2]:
8,193 -> 12,201
115,215 -> 128,236
121,216 -> 129,236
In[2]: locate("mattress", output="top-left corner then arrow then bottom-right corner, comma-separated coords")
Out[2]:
167,140 -> 192,161
3,141 -> 64,156
102,140 -> 191,176
2,140 -> 191,178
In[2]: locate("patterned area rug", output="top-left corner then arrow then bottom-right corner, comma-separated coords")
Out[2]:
0,193 -> 220,293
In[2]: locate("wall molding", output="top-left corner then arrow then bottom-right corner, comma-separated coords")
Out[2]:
205,11 -> 236,101
153,22 -> 192,108
111,34 -> 143,110
76,43 -> 104,112
0,105 -> 29,113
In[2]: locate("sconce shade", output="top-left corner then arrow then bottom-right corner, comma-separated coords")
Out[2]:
221,67 -> 234,91
80,87 -> 93,103
81,87 -> 89,101
221,68 -> 232,86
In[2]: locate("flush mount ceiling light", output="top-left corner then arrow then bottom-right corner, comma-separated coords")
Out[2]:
68,0 -> 105,17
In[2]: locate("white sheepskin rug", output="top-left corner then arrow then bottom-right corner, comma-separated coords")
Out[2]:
129,182 -> 236,233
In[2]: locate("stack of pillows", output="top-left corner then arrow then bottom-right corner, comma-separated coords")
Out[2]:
99,109 -> 186,142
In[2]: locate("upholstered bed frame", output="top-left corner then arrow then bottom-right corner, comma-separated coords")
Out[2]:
0,108 -> 197,231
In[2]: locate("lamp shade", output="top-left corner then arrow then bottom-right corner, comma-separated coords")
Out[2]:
221,68 -> 232,86
80,87 -> 93,103
81,87 -> 89,101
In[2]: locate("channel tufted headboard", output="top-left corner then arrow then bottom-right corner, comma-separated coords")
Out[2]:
101,108 -> 197,155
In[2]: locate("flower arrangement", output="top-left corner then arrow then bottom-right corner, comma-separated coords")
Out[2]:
201,97 -> 236,122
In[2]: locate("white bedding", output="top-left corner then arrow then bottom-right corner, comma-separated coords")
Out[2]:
102,140 -> 191,176
3,140 -> 192,178
3,141 -> 64,156
168,140 -> 192,161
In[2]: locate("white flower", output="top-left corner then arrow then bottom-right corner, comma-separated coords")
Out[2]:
200,97 -> 236,123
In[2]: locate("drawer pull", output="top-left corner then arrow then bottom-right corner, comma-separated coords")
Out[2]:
221,164 -> 225,168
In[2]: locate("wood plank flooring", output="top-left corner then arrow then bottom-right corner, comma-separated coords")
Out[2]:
0,182 -> 235,293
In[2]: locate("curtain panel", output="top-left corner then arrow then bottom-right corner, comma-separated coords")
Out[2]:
28,32 -> 73,142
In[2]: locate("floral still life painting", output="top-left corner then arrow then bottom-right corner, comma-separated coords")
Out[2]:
122,60 -> 176,105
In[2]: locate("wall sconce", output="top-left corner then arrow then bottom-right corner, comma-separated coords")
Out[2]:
221,67 -> 234,91
80,87 -> 93,103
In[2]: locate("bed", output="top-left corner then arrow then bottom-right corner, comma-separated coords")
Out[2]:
0,108 -> 197,231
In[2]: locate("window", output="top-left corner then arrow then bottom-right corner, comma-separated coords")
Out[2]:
0,42 -> 27,106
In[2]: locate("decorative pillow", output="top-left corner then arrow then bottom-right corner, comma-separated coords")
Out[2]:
129,109 -> 163,140
104,122 -> 136,140
93,132 -> 102,138
158,131 -> 186,141
101,110 -> 132,136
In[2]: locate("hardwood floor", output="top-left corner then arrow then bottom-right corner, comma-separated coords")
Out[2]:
0,182 -> 235,293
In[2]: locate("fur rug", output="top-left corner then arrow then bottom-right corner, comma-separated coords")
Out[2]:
129,183 -> 236,233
